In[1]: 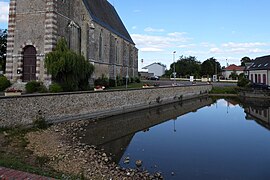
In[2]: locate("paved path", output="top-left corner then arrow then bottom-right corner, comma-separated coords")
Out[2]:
0,166 -> 55,180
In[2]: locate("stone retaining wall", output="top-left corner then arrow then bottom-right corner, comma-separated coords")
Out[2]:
0,85 -> 212,127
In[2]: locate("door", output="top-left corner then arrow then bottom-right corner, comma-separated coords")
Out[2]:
22,46 -> 37,82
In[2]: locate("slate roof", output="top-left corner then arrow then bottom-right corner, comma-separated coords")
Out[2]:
248,55 -> 270,70
224,64 -> 245,71
82,0 -> 134,44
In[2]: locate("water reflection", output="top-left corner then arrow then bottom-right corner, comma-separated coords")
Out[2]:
81,97 -> 270,179
241,98 -> 270,131
81,97 -> 214,162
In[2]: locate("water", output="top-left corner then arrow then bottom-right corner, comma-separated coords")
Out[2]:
81,97 -> 270,180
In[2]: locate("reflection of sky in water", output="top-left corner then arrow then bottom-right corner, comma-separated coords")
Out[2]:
119,99 -> 270,180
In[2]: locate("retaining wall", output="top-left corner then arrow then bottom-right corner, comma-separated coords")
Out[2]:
0,85 -> 212,127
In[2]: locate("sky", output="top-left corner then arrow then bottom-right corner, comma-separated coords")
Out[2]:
1,0 -> 270,70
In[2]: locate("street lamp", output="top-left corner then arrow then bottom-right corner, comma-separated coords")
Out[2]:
173,51 -> 176,84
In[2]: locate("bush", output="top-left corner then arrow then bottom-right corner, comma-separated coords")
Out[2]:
49,83 -> 63,93
237,77 -> 250,87
25,81 -> 47,93
134,77 -> 141,83
130,77 -> 134,83
0,75 -> 11,91
109,79 -> 116,87
94,75 -> 109,87
116,75 -> 123,86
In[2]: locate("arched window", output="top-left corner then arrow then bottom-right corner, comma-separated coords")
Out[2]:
115,40 -> 118,64
99,32 -> 103,61
22,45 -> 37,82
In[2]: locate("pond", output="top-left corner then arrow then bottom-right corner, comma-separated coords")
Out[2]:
81,97 -> 270,180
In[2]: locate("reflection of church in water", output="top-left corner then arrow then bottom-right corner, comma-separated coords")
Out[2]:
244,100 -> 270,130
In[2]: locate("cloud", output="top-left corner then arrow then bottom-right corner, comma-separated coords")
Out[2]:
144,27 -> 165,32
0,2 -> 9,23
131,32 -> 190,52
222,42 -> 268,48
132,26 -> 137,30
133,9 -> 141,13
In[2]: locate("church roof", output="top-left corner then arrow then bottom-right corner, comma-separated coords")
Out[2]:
82,0 -> 134,44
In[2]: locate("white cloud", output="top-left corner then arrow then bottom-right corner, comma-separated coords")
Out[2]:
133,9 -> 141,13
132,26 -> 137,30
222,42 -> 268,48
140,47 -> 164,52
0,2 -> 9,23
144,27 -> 165,32
178,44 -> 196,48
131,32 -> 190,52
210,48 -> 222,54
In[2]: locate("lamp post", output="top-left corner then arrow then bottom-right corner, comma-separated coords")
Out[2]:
173,51 -> 176,84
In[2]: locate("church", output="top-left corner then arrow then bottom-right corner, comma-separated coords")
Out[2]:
5,0 -> 138,84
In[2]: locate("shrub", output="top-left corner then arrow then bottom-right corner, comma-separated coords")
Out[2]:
116,75 -> 123,86
237,77 -> 250,87
109,79 -> 116,87
49,83 -> 63,93
130,77 -> 134,83
0,75 -> 11,91
25,81 -> 47,93
95,75 -> 109,87
134,77 -> 141,83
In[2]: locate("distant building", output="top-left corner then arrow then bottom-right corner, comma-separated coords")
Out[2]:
142,62 -> 166,77
222,64 -> 245,79
247,55 -> 270,85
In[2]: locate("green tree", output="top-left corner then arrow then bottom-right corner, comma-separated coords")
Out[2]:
45,38 -> 94,91
229,70 -> 238,80
0,29 -> 7,73
166,56 -> 201,78
240,56 -> 252,66
201,57 -> 221,76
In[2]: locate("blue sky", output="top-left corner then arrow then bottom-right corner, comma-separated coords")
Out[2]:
1,0 -> 270,70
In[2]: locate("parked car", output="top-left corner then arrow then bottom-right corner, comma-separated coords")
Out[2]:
149,75 -> 160,80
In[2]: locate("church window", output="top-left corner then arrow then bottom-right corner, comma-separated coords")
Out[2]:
99,32 -> 103,61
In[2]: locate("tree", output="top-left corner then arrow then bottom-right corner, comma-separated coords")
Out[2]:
45,38 -> 94,91
201,57 -> 221,76
0,29 -> 7,73
166,56 -> 201,78
229,70 -> 238,80
240,56 -> 252,66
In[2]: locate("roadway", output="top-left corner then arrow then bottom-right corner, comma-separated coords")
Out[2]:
142,79 -> 237,87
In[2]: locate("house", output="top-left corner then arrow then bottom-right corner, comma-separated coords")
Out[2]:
247,55 -> 270,85
142,62 -> 166,77
222,64 -> 245,79
5,0 -> 138,84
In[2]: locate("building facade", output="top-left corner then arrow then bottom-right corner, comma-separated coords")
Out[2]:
142,62 -> 166,77
222,64 -> 245,79
5,0 -> 138,84
248,55 -> 270,85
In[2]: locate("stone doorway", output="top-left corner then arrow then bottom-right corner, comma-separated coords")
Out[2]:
22,46 -> 37,82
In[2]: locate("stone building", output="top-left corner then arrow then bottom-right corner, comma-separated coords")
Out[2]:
5,0 -> 138,84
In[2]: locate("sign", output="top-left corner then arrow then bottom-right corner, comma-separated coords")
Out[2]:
190,76 -> 194,82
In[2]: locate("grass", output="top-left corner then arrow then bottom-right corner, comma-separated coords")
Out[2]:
210,86 -> 239,94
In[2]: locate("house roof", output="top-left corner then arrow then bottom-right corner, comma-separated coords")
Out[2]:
224,64 -> 245,71
142,62 -> 167,69
248,55 -> 270,70
82,0 -> 134,44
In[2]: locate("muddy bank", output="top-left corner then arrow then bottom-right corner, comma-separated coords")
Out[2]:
24,120 -> 163,179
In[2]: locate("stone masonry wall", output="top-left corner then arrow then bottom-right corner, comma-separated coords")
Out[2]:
0,85 -> 212,127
